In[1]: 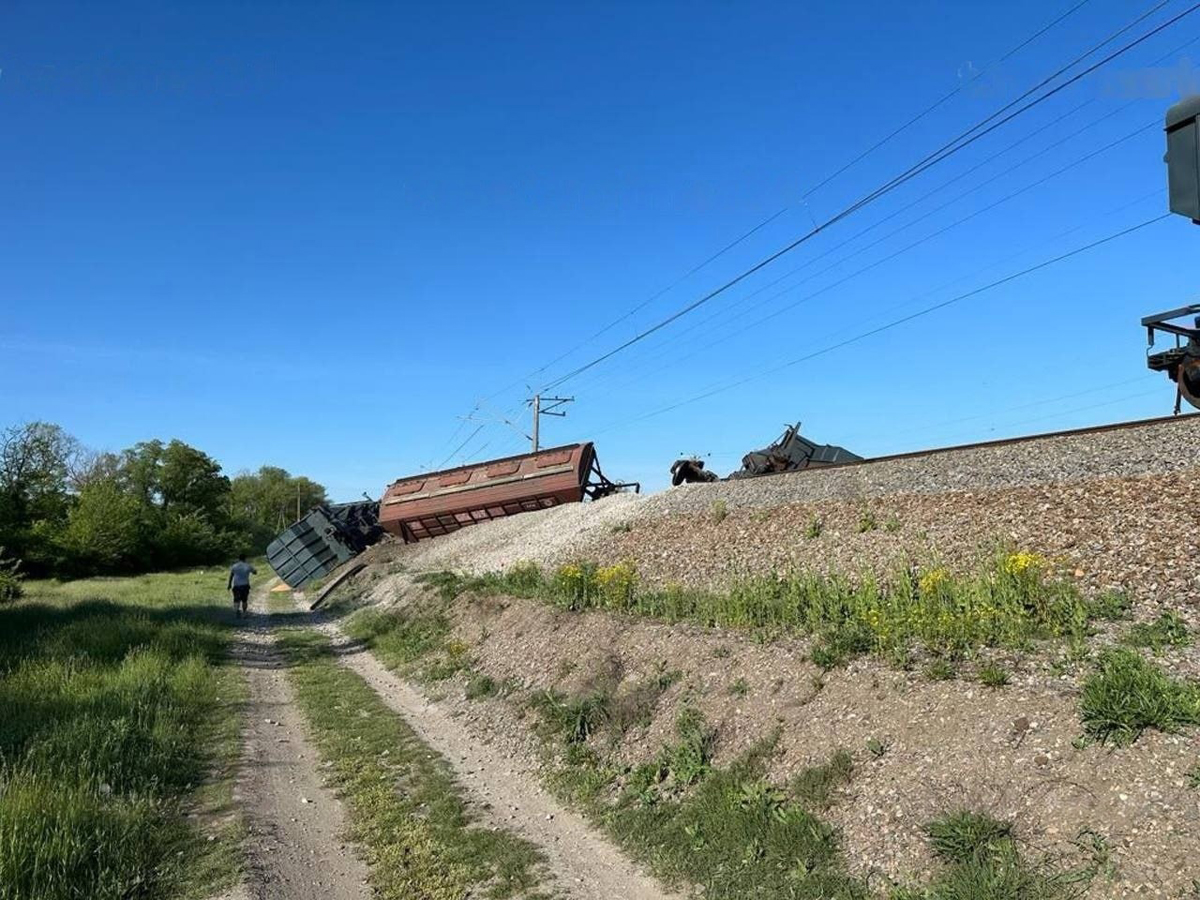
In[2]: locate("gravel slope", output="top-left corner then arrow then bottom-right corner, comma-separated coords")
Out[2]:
375,417 -> 1200,619
644,414 -> 1200,514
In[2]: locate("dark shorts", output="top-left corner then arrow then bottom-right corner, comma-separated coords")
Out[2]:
232,585 -> 250,605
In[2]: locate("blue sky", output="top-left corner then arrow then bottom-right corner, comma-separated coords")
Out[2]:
3,0 -> 1199,498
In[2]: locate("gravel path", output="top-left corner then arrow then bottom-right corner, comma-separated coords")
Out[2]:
301,596 -> 683,900
227,590 -> 370,900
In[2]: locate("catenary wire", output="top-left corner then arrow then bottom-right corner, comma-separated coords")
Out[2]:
588,213 -> 1171,435
539,2 -> 1195,393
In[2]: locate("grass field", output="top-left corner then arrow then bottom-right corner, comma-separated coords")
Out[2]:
0,569 -> 246,900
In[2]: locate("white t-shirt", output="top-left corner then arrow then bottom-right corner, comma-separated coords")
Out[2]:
229,561 -> 257,587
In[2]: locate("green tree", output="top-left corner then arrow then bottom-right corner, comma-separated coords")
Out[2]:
229,465 -> 328,548
0,419 -> 329,576
158,440 -> 230,516
62,479 -> 144,573
118,439 -> 164,506
0,422 -> 80,571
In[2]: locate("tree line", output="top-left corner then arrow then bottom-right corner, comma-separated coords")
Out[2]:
0,421 -> 328,579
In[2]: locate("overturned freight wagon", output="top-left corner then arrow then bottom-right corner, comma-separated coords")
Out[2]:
265,442 -> 636,587
670,422 -> 861,485
379,442 -> 635,542
266,500 -> 382,589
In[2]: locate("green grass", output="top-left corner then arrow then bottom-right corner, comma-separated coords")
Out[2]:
529,691 -> 611,744
896,811 -> 1087,900
1122,612 -> 1192,653
1086,590 -> 1131,621
1079,648 -> 1200,745
791,748 -> 854,810
273,626 -> 548,899
540,712 -> 865,900
925,811 -> 1012,864
978,663 -> 1010,688
465,672 -> 498,699
1186,762 -> 1200,790
425,551 -> 1100,668
342,603 -> 473,682
0,569 -> 246,900
923,658 -> 957,681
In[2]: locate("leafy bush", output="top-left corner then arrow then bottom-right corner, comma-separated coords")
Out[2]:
61,480 -> 144,574
0,547 -> 23,603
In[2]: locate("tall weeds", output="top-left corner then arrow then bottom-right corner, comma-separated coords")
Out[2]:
431,551 -> 1097,664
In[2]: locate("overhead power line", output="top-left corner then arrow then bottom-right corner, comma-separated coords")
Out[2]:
423,1 -> 1138,460
572,26 -> 1200,400
467,0 -> 1108,413
540,1 -> 1197,392
506,0 -> 1102,391
436,423 -> 485,470
577,109 -> 1156,400
590,213 -> 1171,434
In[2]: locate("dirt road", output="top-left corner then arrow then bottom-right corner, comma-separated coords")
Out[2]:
303,603 -> 682,900
227,592 -> 370,900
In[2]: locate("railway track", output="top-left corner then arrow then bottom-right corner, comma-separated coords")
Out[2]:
817,410 -> 1200,474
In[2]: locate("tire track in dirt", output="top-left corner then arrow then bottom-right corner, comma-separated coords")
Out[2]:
225,591 -> 370,900
301,600 -> 683,900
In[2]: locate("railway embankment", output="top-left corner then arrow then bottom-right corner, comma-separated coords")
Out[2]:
327,414 -> 1200,898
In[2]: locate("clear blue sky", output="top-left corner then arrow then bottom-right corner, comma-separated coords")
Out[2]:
3,0 -> 1199,498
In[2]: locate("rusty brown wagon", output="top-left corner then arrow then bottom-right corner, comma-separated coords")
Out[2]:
378,442 -> 635,543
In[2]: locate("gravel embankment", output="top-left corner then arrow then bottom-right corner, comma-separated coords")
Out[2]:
643,414 -> 1200,514
355,415 -> 1200,899
377,415 -> 1200,609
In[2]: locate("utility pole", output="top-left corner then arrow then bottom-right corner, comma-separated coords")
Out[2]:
527,393 -> 573,452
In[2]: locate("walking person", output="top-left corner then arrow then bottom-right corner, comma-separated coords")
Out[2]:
228,554 -> 256,617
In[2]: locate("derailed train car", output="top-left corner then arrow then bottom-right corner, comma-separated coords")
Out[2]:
266,442 -> 636,587
670,422 -> 861,485
379,442 -> 632,542
266,500 -> 383,588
